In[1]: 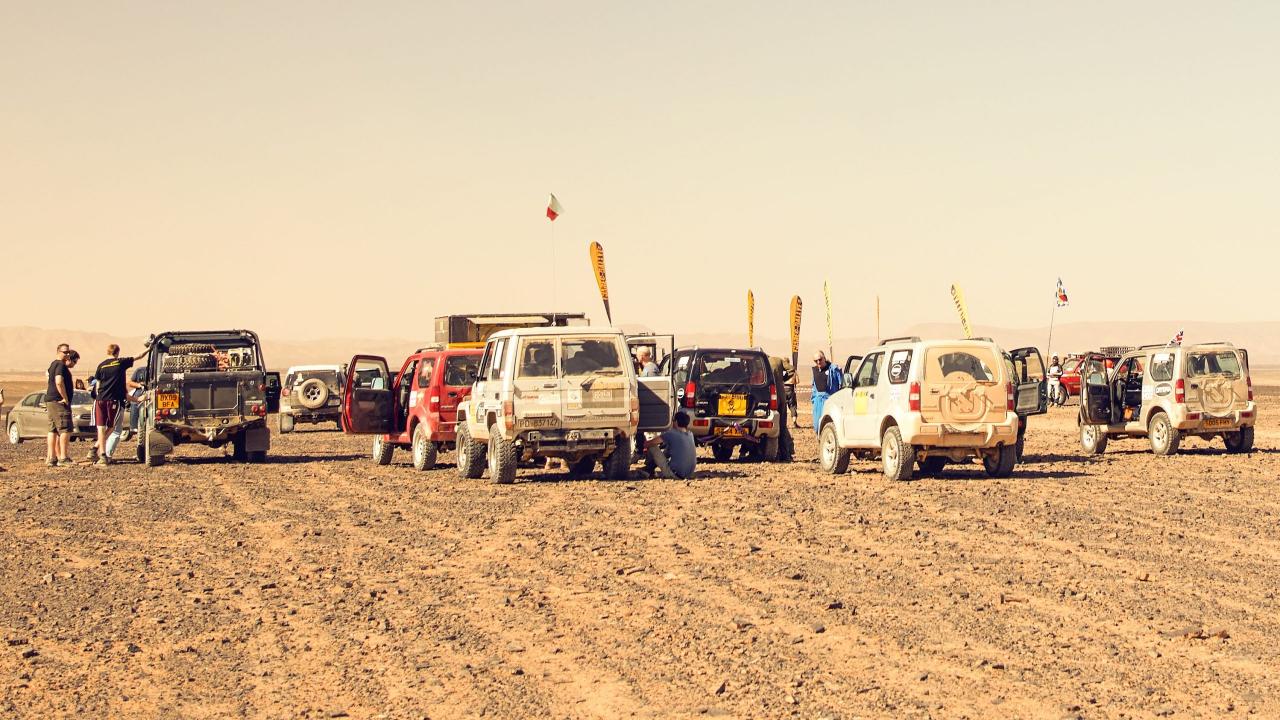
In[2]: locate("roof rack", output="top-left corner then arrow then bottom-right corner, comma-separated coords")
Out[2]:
878,336 -> 921,346
969,336 -> 994,342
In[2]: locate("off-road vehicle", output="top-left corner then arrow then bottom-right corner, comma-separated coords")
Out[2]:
278,364 -> 346,432
819,337 -> 1041,480
452,327 -> 672,483
670,347 -> 782,461
341,347 -> 483,469
136,330 -> 275,466
1078,342 -> 1256,456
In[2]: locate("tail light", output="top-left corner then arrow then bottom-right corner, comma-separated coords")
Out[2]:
684,381 -> 697,409
909,382 -> 921,412
768,384 -> 778,411
630,394 -> 639,426
1247,375 -> 1253,401
1006,382 -> 1015,411
257,383 -> 266,392
253,404 -> 267,416
430,394 -> 440,405
1174,379 -> 1186,404
502,399 -> 514,432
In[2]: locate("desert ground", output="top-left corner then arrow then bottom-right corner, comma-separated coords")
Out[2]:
2,377 -> 1278,719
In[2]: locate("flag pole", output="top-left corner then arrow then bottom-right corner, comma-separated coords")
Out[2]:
1046,302 -> 1057,359
550,221 -> 557,325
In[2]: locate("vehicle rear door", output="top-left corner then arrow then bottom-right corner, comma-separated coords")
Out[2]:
438,354 -> 479,439
918,345 -> 1008,426
513,337 -> 562,431
342,355 -> 395,434
560,336 -> 629,432
1009,347 -> 1047,416
1078,353 -> 1117,425
630,336 -> 675,432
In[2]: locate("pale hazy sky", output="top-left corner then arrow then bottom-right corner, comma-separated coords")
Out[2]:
3,2 -> 1277,343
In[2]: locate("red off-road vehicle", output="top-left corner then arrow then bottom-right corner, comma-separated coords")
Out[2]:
341,347 -> 483,469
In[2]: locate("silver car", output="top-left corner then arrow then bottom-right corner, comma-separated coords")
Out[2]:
6,390 -> 95,443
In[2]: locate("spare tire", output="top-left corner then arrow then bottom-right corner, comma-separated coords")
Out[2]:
167,343 -> 215,355
162,353 -> 218,373
296,378 -> 330,410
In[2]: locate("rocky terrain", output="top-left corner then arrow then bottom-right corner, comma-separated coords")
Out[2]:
2,395 -> 1277,719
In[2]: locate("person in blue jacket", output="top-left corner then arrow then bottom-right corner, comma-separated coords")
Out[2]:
811,350 -> 843,433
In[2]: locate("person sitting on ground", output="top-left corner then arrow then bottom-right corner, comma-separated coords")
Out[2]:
643,411 -> 697,480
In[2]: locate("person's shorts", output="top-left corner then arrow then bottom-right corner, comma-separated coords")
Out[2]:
94,399 -> 121,429
46,401 -> 73,433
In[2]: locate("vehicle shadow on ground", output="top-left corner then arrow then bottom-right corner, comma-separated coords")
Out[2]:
146,453 -> 368,465
1101,447 -> 1278,457
519,467 -> 751,484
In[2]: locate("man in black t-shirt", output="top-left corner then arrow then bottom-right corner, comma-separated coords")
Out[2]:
46,344 -> 78,466
93,343 -> 151,465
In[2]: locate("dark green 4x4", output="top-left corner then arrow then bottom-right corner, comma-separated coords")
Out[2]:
136,330 -> 277,466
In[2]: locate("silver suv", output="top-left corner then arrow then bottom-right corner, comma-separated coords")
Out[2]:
456,327 -> 673,483
1078,342 -> 1256,455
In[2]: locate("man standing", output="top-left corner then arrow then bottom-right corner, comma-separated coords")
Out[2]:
93,343 -> 150,465
45,345 -> 78,466
635,347 -> 660,377
783,357 -> 799,428
643,411 -> 697,479
811,350 -> 843,433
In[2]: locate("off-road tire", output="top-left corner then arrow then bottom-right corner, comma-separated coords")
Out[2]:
372,435 -> 393,465
455,423 -> 486,479
918,456 -> 948,476
1149,412 -> 1181,456
296,378 -> 329,410
569,456 -> 597,478
1224,426 -> 1255,453
711,442 -> 733,462
279,414 -> 295,433
818,423 -> 850,475
232,434 -> 248,462
881,426 -> 915,481
136,440 -> 145,463
1015,425 -> 1027,462
983,444 -> 1017,478
167,343 -> 215,355
1055,385 -> 1069,406
487,425 -> 517,485
411,425 -> 437,471
144,428 -> 165,467
1080,424 -> 1108,455
759,435 -> 780,462
604,437 -> 632,480
7,423 -> 21,445
162,353 -> 217,373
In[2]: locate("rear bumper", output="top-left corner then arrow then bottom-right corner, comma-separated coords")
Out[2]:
516,428 -> 619,455
282,403 -> 341,421
901,413 -> 1018,448
1174,403 -> 1257,431
688,412 -> 781,442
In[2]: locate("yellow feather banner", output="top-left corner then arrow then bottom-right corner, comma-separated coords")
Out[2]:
789,295 -> 803,370
747,290 -> 755,346
823,280 -> 833,359
589,242 -> 612,324
950,283 -> 972,339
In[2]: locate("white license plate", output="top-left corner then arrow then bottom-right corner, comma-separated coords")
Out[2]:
522,416 -> 558,428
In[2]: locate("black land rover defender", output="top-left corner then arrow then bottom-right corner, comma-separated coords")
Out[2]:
136,330 -> 276,466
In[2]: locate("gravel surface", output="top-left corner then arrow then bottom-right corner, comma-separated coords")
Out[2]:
2,399 -> 1277,718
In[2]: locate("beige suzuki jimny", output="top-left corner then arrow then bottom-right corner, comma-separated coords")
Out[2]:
1078,342 -> 1256,456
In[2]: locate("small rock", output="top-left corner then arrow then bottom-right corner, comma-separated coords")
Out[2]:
506,643 -> 525,653
511,667 -> 524,676
710,679 -> 726,695
809,623 -> 826,634
260,582 -> 278,590
1154,705 -> 1175,717
328,712 -> 349,719
731,617 -> 754,631
826,600 -> 844,611
126,643 -> 141,654
917,672 -> 929,681
20,648 -> 38,660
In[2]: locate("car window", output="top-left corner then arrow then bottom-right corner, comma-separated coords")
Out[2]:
518,339 -> 557,378
1149,352 -> 1175,382
854,353 -> 883,388
693,352 -> 769,387
443,356 -> 476,386
72,391 -> 91,404
886,349 -> 912,384
23,393 -> 42,407
400,360 -> 417,390
1064,359 -> 1080,373
1084,357 -> 1109,387
487,338 -> 509,381
561,338 -> 624,376
417,358 -> 436,388
927,349 -> 997,382
1186,351 -> 1242,378
672,353 -> 693,387
283,372 -> 296,387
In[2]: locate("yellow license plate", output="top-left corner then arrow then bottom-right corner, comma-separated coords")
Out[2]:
716,425 -> 745,438
717,394 -> 748,417
1203,417 -> 1233,429
157,393 -> 179,410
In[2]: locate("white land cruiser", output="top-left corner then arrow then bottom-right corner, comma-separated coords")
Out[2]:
818,337 -> 1043,480
1078,342 -> 1256,455
278,364 -> 346,432
454,327 -> 673,484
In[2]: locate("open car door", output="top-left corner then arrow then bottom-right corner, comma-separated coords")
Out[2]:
628,334 -> 675,431
264,372 -> 282,414
1009,347 -> 1047,416
841,355 -> 864,389
1078,352 -> 1118,425
342,355 -> 395,434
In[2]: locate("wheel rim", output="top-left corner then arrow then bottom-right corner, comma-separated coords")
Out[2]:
1152,418 -> 1167,448
373,437 -> 383,460
414,433 -> 425,466
8,424 -> 17,444
883,435 -> 898,473
821,427 -> 835,468
488,437 -> 498,476
1082,425 -> 1094,446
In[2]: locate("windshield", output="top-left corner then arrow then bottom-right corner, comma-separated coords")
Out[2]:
926,349 -> 998,383
288,370 -> 340,386
72,391 -> 92,405
695,352 -> 769,387
562,338 -> 624,376
1186,351 -> 1242,378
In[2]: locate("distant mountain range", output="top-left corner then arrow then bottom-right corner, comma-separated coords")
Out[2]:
2,321 -> 1277,372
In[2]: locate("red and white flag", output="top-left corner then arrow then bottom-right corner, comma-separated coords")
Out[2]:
1170,328 -> 1184,346
1055,278 -> 1069,307
546,194 -> 563,221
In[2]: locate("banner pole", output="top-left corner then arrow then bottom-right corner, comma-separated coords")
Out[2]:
550,222 -> 557,325
1046,302 -> 1057,359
